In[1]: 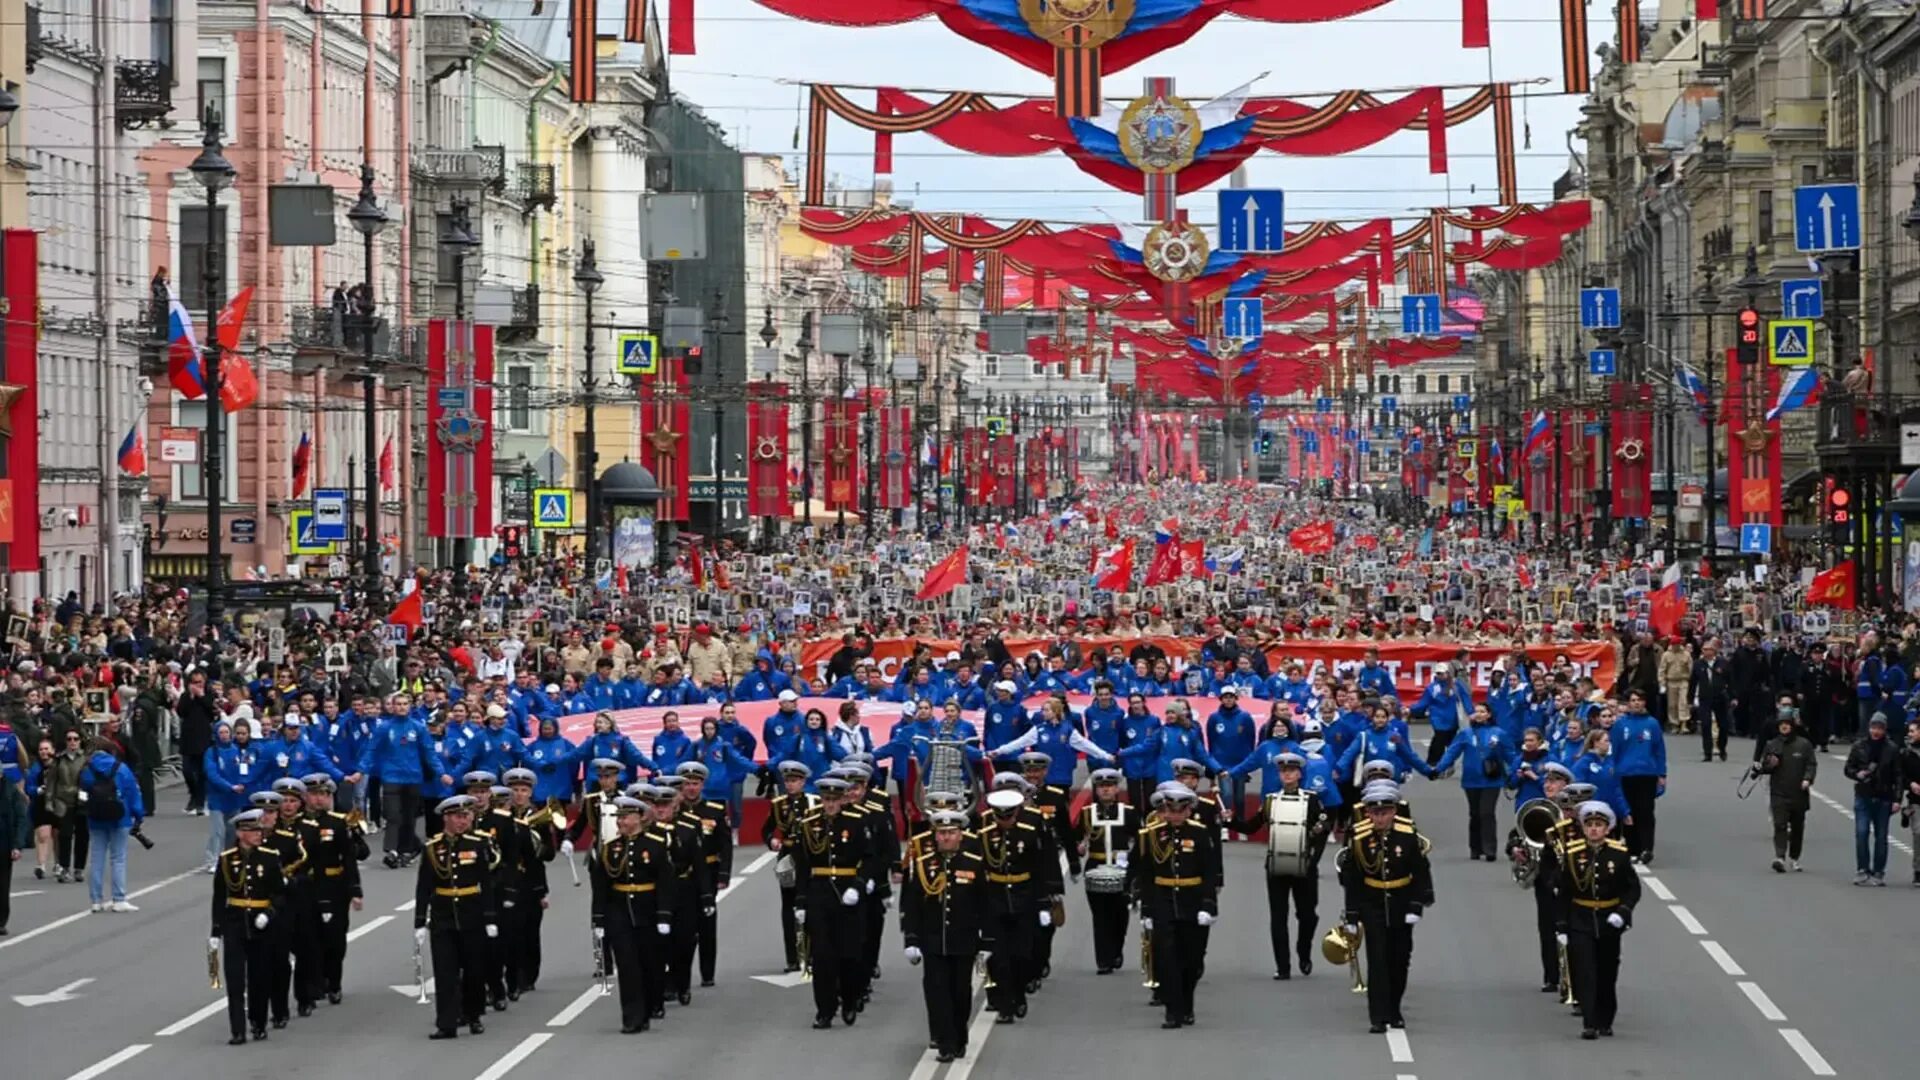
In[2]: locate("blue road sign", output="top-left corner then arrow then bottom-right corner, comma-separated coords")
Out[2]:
533,488 -> 575,529
1589,348 -> 1617,377
1579,288 -> 1621,329
1794,183 -> 1861,252
1738,523 -> 1773,555
1217,188 -> 1286,254
1770,320 -> 1814,365
1380,396 -> 1397,413
1781,278 -> 1824,319
616,332 -> 659,376
1401,294 -> 1441,335
1358,439 -> 1371,454
1315,397 -> 1334,414
1222,296 -> 1263,339
1583,422 -> 1604,437
1453,394 -> 1472,414
310,488 -> 350,542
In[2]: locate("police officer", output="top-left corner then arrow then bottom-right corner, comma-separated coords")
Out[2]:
675,761 -> 733,987
502,768 -> 559,994
1133,783 -> 1221,1028
1231,752 -> 1330,980
1074,768 -> 1139,974
212,808 -> 287,1045
900,809 -> 991,1063
590,795 -> 671,1033
267,779 -> 320,1022
653,776 -> 712,1008
765,761 -> 817,973
1556,800 -> 1640,1039
296,773 -> 367,1006
414,794 -> 500,1040
791,774 -> 873,1029
1338,781 -> 1434,1033
976,786 -> 1044,1023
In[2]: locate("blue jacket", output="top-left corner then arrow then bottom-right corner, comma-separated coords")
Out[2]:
1571,751 -> 1630,822
356,718 -> 446,787
79,751 -> 145,828
457,726 -> 527,778
1117,723 -> 1222,783
422,734 -> 458,802
1487,683 -> 1529,742
937,680 -> 987,712
1409,679 -> 1471,733
1081,701 -> 1127,756
651,729 -> 697,773
1266,677 -> 1313,706
312,715 -> 370,775
1355,663 -> 1398,702
1205,705 -> 1257,766
523,735 -> 584,803
1299,749 -> 1344,810
1227,737 -> 1305,794
692,737 -> 761,790
716,720 -> 758,765
761,708 -> 805,763
1324,711 -> 1369,767
260,733 -> 343,788
1336,726 -> 1432,784
1507,749 -> 1555,806
579,676 -> 625,712
1434,723 -> 1517,791
875,718 -> 930,785
1611,712 -> 1667,778
205,738 -> 260,814
983,700 -> 1029,765
1117,713 -> 1162,779
788,729 -> 846,788
582,731 -> 654,782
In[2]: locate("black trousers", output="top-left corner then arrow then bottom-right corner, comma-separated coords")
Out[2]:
382,786 -> 422,857
1620,775 -> 1659,858
429,923 -> 488,1032
1264,873 -> 1319,974
513,901 -> 545,989
313,885 -> 351,996
0,857 -> 11,930
1151,920 -> 1205,1022
807,908 -> 865,1020
1034,912 -> 1057,980
1532,879 -> 1558,985
270,890 -> 314,1018
921,951 -> 975,1055
778,886 -> 800,968
1127,778 -> 1153,813
1464,787 -> 1501,859
1567,927 -> 1622,1030
1426,728 -> 1458,768
667,892 -> 698,995
1086,887 -> 1130,969
222,928 -> 273,1037
984,909 -> 1031,1015
862,892 -> 887,985
1359,912 -> 1414,1025
1697,702 -> 1729,757
605,905 -> 660,1029
1771,798 -> 1808,860
181,754 -> 207,812
56,809 -> 89,871
698,908 -> 719,983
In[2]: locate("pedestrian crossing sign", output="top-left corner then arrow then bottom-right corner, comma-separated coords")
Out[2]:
287,509 -> 336,556
616,333 -> 659,376
984,415 -> 1009,437
1768,319 -> 1815,366
533,487 -> 574,529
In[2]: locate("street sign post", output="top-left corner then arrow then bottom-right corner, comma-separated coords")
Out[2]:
1768,319 -> 1815,366
1579,288 -> 1621,329
1781,278 -> 1824,319
1401,294 -> 1441,335
288,510 -> 335,556
1216,189 -> 1285,254
616,332 -> 659,376
1588,349 -> 1616,377
1794,183 -> 1861,252
1738,523 -> 1773,556
1221,296 -> 1263,339
310,488 -> 349,542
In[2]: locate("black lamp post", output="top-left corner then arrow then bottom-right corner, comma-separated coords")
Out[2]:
758,304 -> 777,549
572,240 -> 604,560
860,338 -> 876,540
707,292 -> 730,536
438,197 -> 480,570
1696,263 -> 1721,576
1660,283 -> 1678,565
796,313 -> 815,529
346,162 -> 388,603
189,106 -> 236,626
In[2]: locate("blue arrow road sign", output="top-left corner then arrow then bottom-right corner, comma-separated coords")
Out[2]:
1589,349 -> 1616,377
1579,288 -> 1621,329
1217,188 -> 1286,254
1221,296 -> 1263,339
1315,397 -> 1334,414
1794,183 -> 1861,252
310,488 -> 349,542
1738,523 -> 1773,555
1781,278 -> 1824,319
1379,396 -> 1397,412
1401,294 -> 1441,335
1453,395 -> 1472,413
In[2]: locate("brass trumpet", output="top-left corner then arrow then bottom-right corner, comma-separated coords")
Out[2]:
799,927 -> 812,982
1558,940 -> 1577,1008
208,939 -> 222,988
1140,926 -> 1157,990
1322,923 -> 1367,994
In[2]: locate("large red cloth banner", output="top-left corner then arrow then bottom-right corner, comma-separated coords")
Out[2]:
1609,382 -> 1654,520
991,433 -> 1017,508
1725,347 -> 1784,528
1558,411 -> 1598,520
638,352 -> 691,522
426,319 -> 496,540
961,427 -> 988,504
1,229 -> 40,568
879,405 -> 913,510
746,382 -> 790,518
570,0 -> 598,103
822,400 -> 862,513
1026,435 -> 1048,502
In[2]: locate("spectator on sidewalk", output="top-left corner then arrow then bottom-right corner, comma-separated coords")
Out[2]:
0,772 -> 29,933
46,729 -> 90,883
78,741 -> 145,912
177,669 -> 218,815
1844,714 -> 1901,887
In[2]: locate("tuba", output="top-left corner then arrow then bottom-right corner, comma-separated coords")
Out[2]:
1511,799 -> 1562,888
1321,923 -> 1366,993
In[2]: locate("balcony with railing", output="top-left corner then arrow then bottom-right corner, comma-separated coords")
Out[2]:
500,285 -> 540,344
1814,389 -> 1913,470
516,162 -> 556,215
115,59 -> 172,129
24,4 -> 43,72
412,144 -> 507,193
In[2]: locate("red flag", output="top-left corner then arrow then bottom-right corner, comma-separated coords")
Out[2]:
387,588 -> 424,631
1807,561 -> 1857,610
220,354 -> 260,413
1142,536 -> 1181,586
1091,538 -> 1134,591
290,431 -> 312,498
1104,515 -> 1119,540
1288,520 -> 1335,554
916,544 -> 970,601
1649,582 -> 1687,638
689,541 -> 707,590
215,285 -> 255,352
379,435 -> 396,491
1232,515 -> 1250,536
1515,556 -> 1535,589
1179,538 -> 1208,580
1353,534 -> 1379,551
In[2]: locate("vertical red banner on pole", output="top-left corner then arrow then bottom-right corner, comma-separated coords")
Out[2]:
1726,347 -> 1784,528
1474,428 -> 1494,508
1026,435 -> 1047,502
822,399 -> 860,513
639,353 -> 691,522
879,405 -> 912,510
961,427 -> 985,503
1,229 -> 40,569
1609,382 -> 1654,519
746,382 -> 790,518
425,319 -> 495,539
991,434 -> 1016,508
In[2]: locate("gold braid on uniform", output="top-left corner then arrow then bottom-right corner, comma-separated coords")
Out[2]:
426,835 -> 456,882
980,823 -> 1009,871
1350,826 -> 1386,878
221,846 -> 266,893
913,852 -> 949,898
1142,819 -> 1175,864
1567,839 -> 1599,894
800,814 -> 831,857
604,834 -> 634,876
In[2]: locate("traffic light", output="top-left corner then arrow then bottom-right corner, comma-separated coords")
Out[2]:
1829,485 -> 1851,526
498,525 -> 524,559
1258,430 -> 1273,454
1735,308 -> 1762,364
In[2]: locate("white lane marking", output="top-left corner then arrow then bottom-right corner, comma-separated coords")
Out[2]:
1385,1028 -> 1413,1063
475,1033 -> 553,1080
10,889 -> 44,898
1810,784 -> 1910,853
546,984 -> 604,1027
395,899 -> 416,912
1637,873 -> 1676,902
347,914 -> 394,942
155,1000 -> 225,1037
60,1044 -> 150,1080
1780,1028 -> 1838,1076
1669,905 -> 1708,936
1701,940 -> 1746,977
740,851 -> 775,875
1395,1075 -> 1418,1080
0,869 -> 201,951
127,869 -> 203,901
944,986 -> 1002,1080
1738,981 -> 1788,1022
906,1051 -> 943,1080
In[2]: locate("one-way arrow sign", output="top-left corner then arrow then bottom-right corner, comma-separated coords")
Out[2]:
14,978 -> 94,1007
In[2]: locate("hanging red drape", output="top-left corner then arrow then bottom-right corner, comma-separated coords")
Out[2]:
1609,382 -> 1654,519
880,406 -> 913,510
638,353 -> 691,523
822,400 -> 863,513
746,382 -> 790,518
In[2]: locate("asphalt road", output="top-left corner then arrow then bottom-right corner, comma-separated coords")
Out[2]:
0,740 -> 1906,1080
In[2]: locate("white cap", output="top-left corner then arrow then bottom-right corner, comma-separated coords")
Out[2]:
994,680 -> 1018,694
486,704 -> 508,719
986,789 -> 1025,811
778,689 -> 799,702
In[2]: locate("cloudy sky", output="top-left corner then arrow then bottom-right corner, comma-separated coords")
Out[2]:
667,0 -> 1618,228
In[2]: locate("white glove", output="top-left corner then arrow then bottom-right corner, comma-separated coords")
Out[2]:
320,912 -> 333,924
593,927 -> 605,942
1140,917 -> 1153,931
1606,912 -> 1625,930
904,946 -> 923,965
208,936 -> 222,953
865,878 -> 875,895
253,913 -> 269,931
1196,911 -> 1215,927
978,950 -> 992,965
503,900 -> 515,909
561,840 -> 575,857
841,887 -> 860,907
1555,932 -> 1568,946
657,922 -> 672,935
794,908 -> 806,926
1343,923 -> 1358,937
414,927 -> 428,947
880,899 -> 891,914
1038,910 -> 1052,928
1404,912 -> 1421,926
485,924 -> 499,939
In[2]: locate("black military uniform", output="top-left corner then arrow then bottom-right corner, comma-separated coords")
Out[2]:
1339,797 -> 1435,1032
854,779 -> 899,996
268,803 -> 320,1023
414,805 -> 500,1038
899,818 -> 992,1063
508,790 -> 562,992
1073,785 -> 1140,974
211,814 -> 287,1044
479,799 -> 526,1009
1556,808 -> 1641,1038
589,798 -> 672,1034
765,775 -> 818,973
1233,778 -> 1330,980
1024,772 -> 1077,983
1133,801 -> 1222,1027
661,796 -> 714,1005
974,798 -> 1045,1021
791,779 -> 875,1028
300,801 -> 367,1004
688,793 -> 734,986
1507,804 -> 1575,991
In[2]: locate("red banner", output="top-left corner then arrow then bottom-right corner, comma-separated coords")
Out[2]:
639,352 -> 691,522
1726,346 -> 1783,528
1447,434 -> 1475,509
822,399 -> 862,513
746,382 -> 790,518
1609,382 -> 1654,519
879,405 -> 912,510
2,229 -> 39,571
1475,426 -> 1495,508
1025,435 -> 1047,501
991,433 -> 1016,508
795,636 -> 1617,700
962,427 -> 988,504
1558,410 -> 1595,519
425,319 -> 495,539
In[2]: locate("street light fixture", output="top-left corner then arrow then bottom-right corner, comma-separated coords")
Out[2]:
189,106 -> 236,626
758,305 -> 777,350
0,84 -> 19,129
573,239 -> 604,560
1902,176 -> 1920,243
347,162 -> 388,604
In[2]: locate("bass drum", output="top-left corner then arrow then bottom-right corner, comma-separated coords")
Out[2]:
1084,865 -> 1128,894
1263,791 -> 1314,878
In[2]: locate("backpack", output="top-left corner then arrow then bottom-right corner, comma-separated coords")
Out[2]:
81,765 -> 124,823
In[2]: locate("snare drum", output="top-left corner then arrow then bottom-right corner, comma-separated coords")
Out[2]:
1264,791 -> 1314,878
1084,865 -> 1128,894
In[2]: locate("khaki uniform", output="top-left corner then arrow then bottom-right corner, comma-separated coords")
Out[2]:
685,638 -> 731,686
560,645 -> 594,677
1658,646 -> 1692,729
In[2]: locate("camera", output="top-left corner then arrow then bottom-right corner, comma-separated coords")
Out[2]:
129,825 -> 155,851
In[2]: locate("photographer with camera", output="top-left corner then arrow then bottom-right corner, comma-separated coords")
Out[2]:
1843,714 -> 1900,886
78,738 -> 146,912
1752,698 -> 1816,873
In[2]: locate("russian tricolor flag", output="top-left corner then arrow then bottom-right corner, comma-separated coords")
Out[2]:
1522,410 -> 1551,458
1765,366 -> 1821,422
165,285 -> 206,399
1676,363 -> 1711,422
116,425 -> 146,475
